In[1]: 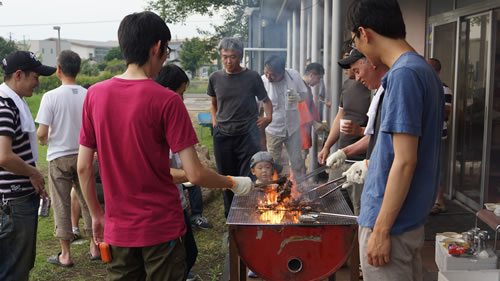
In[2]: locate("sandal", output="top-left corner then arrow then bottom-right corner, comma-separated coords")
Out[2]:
47,253 -> 74,268
88,252 -> 101,261
430,203 -> 446,215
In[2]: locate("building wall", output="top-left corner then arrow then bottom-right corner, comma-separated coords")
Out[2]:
400,0 -> 427,56
71,44 -> 95,61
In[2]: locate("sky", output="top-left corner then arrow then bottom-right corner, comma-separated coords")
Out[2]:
0,0 -> 224,43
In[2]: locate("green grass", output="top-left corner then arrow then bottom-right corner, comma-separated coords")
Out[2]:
186,80 -> 208,94
25,86 -> 225,281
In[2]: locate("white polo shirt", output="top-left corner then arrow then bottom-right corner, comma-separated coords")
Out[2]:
262,68 -> 307,137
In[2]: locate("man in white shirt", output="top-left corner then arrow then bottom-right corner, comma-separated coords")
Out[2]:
262,55 -> 307,176
36,50 -> 99,267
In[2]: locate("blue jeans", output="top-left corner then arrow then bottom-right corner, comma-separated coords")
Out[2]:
0,193 -> 39,281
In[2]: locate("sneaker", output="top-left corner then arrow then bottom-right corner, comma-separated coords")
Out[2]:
191,215 -> 213,229
186,273 -> 196,281
70,229 -> 81,243
248,270 -> 258,278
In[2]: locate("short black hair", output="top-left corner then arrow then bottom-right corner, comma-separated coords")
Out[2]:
4,70 -> 33,82
118,11 -> 171,66
428,58 -> 441,73
264,55 -> 285,74
154,64 -> 189,92
305,63 -> 324,75
347,0 -> 406,39
57,50 -> 81,78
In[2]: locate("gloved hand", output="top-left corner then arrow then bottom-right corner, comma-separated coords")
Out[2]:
287,92 -> 301,104
326,149 -> 346,169
342,160 -> 368,184
228,176 -> 254,196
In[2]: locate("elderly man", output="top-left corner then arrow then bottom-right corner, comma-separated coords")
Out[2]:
262,55 -> 307,176
0,51 -> 53,281
318,49 -> 370,215
345,0 -> 444,280
208,38 -> 272,218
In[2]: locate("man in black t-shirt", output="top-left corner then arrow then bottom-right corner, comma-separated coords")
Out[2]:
207,38 -> 272,217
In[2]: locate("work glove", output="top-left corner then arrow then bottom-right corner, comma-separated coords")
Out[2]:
326,149 -> 346,169
228,176 -> 254,196
287,89 -> 301,104
342,160 -> 368,184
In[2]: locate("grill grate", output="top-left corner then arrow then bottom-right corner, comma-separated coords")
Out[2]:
227,182 -> 357,226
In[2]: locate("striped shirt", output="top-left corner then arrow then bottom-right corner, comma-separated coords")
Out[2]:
0,95 -> 35,197
442,84 -> 453,139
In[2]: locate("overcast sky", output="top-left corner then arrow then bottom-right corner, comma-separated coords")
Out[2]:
0,0 -> 224,42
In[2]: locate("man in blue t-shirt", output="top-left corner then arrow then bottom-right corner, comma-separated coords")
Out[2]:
345,1 -> 444,280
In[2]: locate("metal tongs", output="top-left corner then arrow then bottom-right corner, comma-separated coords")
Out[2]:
305,175 -> 346,200
298,212 -> 358,223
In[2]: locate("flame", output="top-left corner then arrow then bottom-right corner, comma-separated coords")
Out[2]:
257,172 -> 301,224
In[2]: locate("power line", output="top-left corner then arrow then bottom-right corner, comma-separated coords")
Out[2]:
0,18 -> 222,28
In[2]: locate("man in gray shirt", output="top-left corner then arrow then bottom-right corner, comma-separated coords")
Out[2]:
318,48 -> 371,215
208,38 -> 272,217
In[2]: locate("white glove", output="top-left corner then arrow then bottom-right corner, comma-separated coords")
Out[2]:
342,160 -> 368,184
326,149 -> 346,169
287,92 -> 301,104
228,176 -> 254,196
182,182 -> 194,187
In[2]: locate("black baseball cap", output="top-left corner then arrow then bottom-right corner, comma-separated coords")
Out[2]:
2,51 -> 56,76
338,48 -> 365,69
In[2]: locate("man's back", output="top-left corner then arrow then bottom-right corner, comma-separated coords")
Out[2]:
80,77 -> 198,247
36,85 -> 86,161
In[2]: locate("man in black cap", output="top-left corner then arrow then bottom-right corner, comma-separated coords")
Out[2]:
0,50 -> 55,281
317,45 -> 371,215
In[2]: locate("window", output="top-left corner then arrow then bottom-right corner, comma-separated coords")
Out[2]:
42,48 -> 45,54
50,48 -> 53,54
429,0 -> 453,16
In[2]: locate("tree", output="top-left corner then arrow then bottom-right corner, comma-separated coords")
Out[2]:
80,59 -> 99,76
104,47 -> 123,62
147,0 -> 259,40
0,36 -> 18,64
179,37 -> 213,77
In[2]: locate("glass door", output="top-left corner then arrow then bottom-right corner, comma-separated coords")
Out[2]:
454,12 -> 491,209
487,10 -> 500,203
431,21 -> 457,198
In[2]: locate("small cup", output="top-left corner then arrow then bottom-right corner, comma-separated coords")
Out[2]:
340,119 -> 351,133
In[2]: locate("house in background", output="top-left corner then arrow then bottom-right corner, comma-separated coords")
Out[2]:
27,38 -> 118,66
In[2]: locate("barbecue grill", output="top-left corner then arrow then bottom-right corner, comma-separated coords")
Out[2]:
227,182 -> 357,281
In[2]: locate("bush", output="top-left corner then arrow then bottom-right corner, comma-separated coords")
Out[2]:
76,71 -> 114,87
104,58 -> 126,74
35,75 -> 61,95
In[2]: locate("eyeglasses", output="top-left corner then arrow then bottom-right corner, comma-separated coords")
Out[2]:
167,46 -> 172,55
349,35 -> 356,49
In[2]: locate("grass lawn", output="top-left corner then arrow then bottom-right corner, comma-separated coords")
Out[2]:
26,93 -> 225,281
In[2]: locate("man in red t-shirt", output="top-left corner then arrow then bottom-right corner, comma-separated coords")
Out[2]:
77,12 -> 253,281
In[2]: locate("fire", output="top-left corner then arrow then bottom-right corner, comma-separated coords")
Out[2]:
257,172 -> 301,224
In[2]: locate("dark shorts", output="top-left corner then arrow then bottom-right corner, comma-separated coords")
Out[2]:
107,238 -> 186,281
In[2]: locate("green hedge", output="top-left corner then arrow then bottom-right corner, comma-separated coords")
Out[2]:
33,72 -> 115,95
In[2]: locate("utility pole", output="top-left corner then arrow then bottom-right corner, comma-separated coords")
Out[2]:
53,26 -> 61,56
